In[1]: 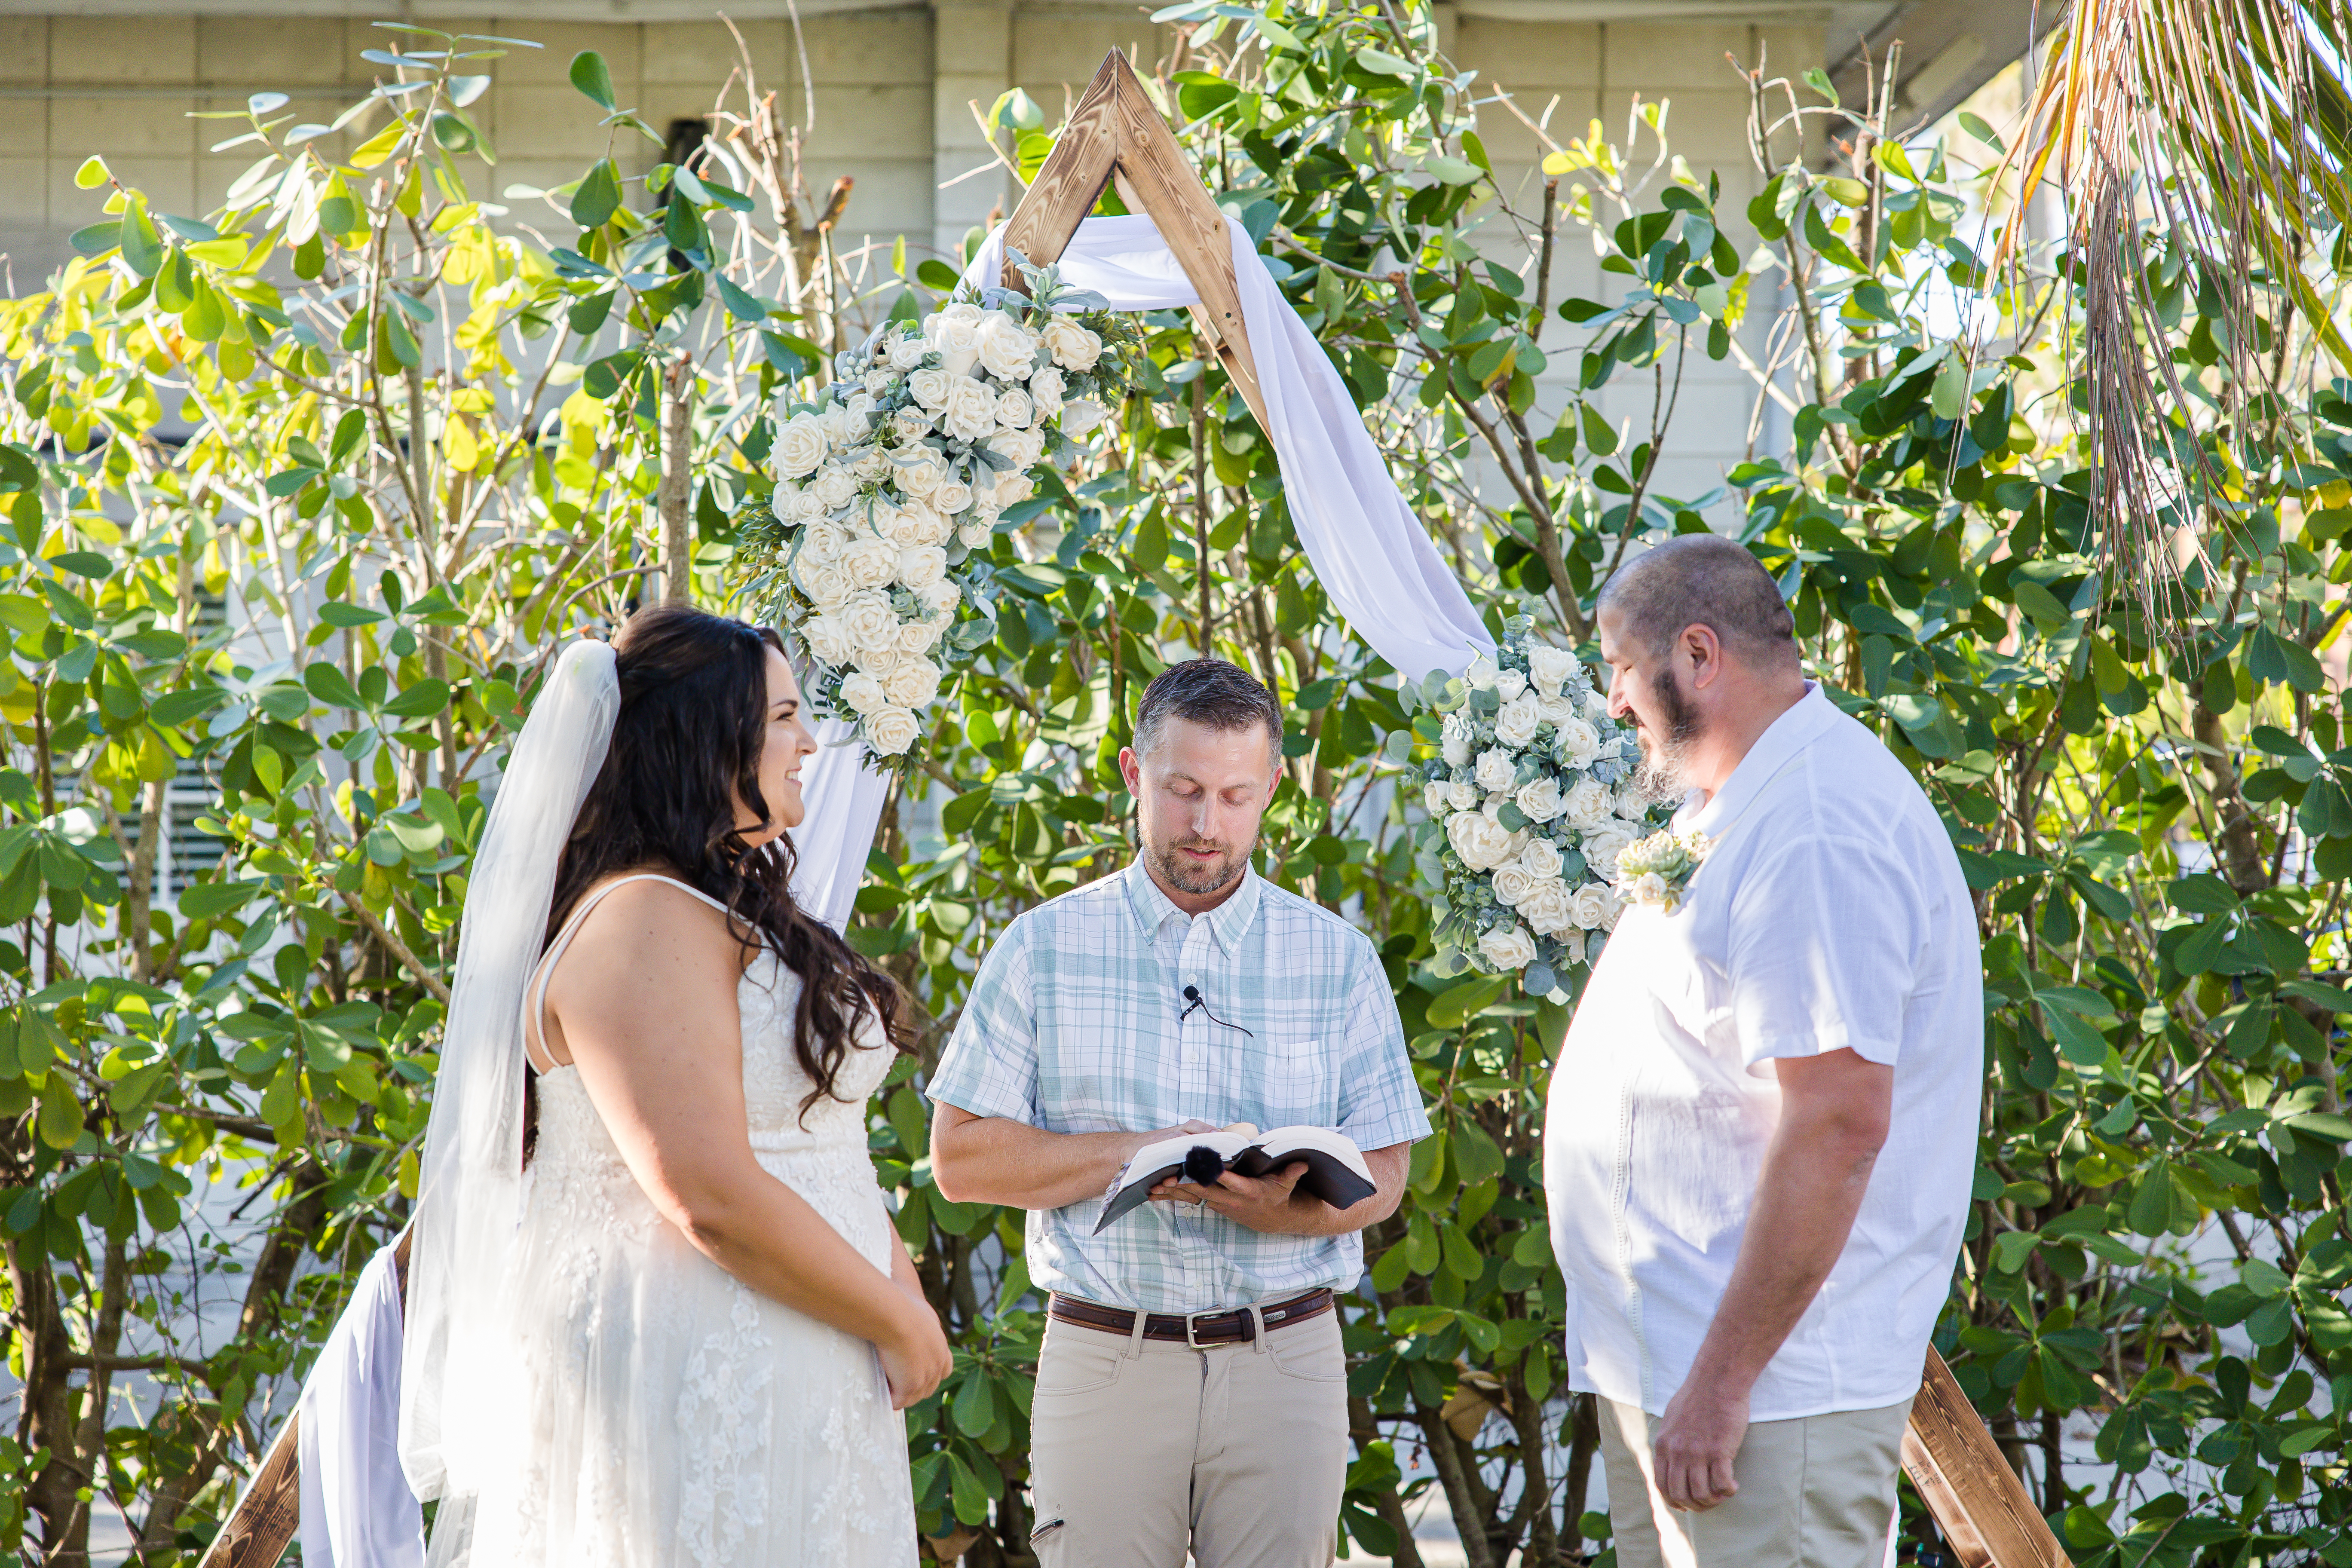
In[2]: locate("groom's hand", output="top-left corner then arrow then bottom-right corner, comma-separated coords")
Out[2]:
1149,1162 -> 1310,1232
1652,1378 -> 1748,1511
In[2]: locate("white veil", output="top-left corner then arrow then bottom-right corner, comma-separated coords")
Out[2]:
397,639 -> 619,1503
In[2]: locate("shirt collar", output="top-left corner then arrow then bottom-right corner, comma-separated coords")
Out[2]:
1121,859 -> 1263,956
1676,681 -> 1840,838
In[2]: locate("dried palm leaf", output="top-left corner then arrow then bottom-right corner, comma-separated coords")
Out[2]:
1986,0 -> 2352,628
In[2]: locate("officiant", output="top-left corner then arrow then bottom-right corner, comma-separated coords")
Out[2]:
928,658 -> 1429,1568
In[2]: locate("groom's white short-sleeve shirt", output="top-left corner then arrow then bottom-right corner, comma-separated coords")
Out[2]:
1544,683 -> 1981,1419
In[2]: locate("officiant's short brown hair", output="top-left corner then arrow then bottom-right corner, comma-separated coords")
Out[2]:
1600,534 -> 1796,663
1134,658 -> 1283,760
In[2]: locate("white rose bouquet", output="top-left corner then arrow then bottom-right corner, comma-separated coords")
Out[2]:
1410,612 -> 1663,999
728,251 -> 1134,770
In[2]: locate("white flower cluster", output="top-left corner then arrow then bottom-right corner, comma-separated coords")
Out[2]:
754,284 -> 1118,764
1413,619 -> 1657,995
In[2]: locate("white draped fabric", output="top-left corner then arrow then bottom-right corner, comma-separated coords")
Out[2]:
784,715 -> 892,931
962,212 -> 1494,684
298,1241 -> 424,1568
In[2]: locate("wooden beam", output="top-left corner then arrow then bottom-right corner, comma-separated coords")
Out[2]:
1902,1348 -> 2071,1568
997,50 -> 1273,434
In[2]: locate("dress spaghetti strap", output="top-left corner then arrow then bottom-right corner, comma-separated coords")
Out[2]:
524,873 -> 734,1072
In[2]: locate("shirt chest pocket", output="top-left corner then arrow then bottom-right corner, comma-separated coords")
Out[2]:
1253,1038 -> 1333,1121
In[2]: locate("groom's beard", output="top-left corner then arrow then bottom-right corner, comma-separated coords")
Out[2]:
1632,665 -> 1703,801
1147,828 -> 1259,897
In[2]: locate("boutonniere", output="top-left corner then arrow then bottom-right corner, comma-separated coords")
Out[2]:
1615,829 -> 1713,915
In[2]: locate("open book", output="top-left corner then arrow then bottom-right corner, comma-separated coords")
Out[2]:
1093,1124 -> 1376,1233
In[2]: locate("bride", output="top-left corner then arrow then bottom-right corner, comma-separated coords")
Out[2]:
398,606 -> 949,1566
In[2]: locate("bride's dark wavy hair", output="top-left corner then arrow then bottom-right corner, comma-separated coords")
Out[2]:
545,605 -> 904,1118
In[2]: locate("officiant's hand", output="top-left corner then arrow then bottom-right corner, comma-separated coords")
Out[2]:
1652,1378 -> 1748,1511
1149,1161 -> 1311,1232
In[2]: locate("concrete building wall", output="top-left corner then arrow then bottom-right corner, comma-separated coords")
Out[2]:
0,3 -> 1844,503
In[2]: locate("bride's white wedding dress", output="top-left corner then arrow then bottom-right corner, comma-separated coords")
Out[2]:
430,873 -> 917,1567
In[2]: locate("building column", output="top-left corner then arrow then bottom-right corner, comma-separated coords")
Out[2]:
933,0 -> 1014,263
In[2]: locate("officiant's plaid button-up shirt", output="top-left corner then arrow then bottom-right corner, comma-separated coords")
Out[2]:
928,862 -> 1430,1315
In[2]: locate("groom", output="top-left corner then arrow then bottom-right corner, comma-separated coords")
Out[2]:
928,658 -> 1428,1568
1545,536 -> 1979,1567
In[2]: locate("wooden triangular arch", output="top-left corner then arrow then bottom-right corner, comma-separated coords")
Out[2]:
999,50 -> 1271,435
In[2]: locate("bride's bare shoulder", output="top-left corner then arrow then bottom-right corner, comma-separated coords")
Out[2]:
556,875 -> 738,978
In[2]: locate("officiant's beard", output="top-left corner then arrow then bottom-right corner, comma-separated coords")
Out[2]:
1148,829 -> 1259,897
1631,665 -> 1703,801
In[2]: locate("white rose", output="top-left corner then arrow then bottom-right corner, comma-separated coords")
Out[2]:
1519,879 -> 1578,936
891,407 -> 934,443
888,333 -> 928,371
866,704 -> 921,756
849,445 -> 888,481
937,302 -> 982,325
778,485 -> 825,523
792,554 -> 853,609
1630,871 -> 1671,906
1515,775 -> 1564,824
892,446 -> 946,497
1600,888 -> 1626,931
1615,786 -> 1651,824
841,536 -> 897,590
932,477 -> 974,516
1568,882 -> 1614,930
1446,778 -> 1479,812
879,501 -> 934,548
1583,689 -> 1612,722
838,671 -> 886,715
988,426 -> 1046,469
799,519 -> 847,565
864,368 -> 897,398
1464,655 -> 1498,691
975,310 -> 1038,381
1491,864 -> 1537,907
916,579 -> 962,616
959,520 -> 994,548
883,655 -> 942,708
1494,694 -> 1541,748
1446,809 -> 1517,872
1519,837 -> 1564,881
928,312 -> 983,378
1477,924 -> 1538,971
983,469 -> 1035,510
941,376 -> 999,442
1424,781 -> 1450,817
773,413 -> 829,480
811,466 -> 858,511
907,366 -> 953,412
1554,712 -> 1601,766
995,387 -> 1035,428
839,590 -> 898,654
802,612 -> 854,666
1059,398 -> 1106,437
1029,365 -> 1066,417
1582,824 -> 1637,883
852,643 -> 903,677
1564,777 -> 1613,830
1474,747 -> 1516,793
898,617 -> 946,655
1528,645 -> 1577,695
820,402 -> 869,445
1041,313 -> 1102,371
1441,712 -> 1473,768
895,545 -> 948,588
1496,669 -> 1528,701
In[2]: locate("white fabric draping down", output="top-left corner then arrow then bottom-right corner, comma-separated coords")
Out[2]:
784,715 -> 891,931
297,1240 -> 424,1568
961,212 -> 1494,683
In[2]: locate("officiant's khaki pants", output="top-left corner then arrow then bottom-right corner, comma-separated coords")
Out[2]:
1599,1395 -> 1912,1568
1026,1311 -> 1349,1568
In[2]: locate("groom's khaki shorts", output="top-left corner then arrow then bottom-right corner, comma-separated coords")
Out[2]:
1025,1306 -> 1349,1568
1599,1394 -> 1912,1568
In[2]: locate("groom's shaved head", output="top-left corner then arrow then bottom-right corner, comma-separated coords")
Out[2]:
1599,535 -> 1797,666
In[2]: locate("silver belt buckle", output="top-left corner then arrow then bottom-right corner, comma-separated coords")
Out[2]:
1185,1308 -> 1221,1348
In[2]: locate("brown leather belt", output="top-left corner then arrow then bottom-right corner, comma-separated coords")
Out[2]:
1047,1287 -> 1335,1346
